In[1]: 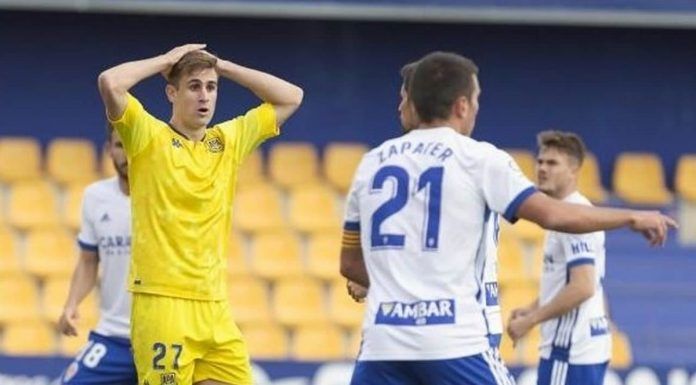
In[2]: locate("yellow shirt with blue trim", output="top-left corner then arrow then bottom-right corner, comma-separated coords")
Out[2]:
110,93 -> 278,300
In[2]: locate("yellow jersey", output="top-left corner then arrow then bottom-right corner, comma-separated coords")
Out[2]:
111,93 -> 278,300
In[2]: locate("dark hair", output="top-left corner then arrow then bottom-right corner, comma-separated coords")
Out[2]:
537,130 -> 587,166
400,61 -> 418,92
167,50 -> 217,87
409,52 -> 479,123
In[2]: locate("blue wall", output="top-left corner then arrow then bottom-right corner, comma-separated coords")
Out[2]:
1,11 -> 695,187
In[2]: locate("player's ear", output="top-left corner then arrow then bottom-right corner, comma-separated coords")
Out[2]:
452,96 -> 469,119
165,83 -> 177,103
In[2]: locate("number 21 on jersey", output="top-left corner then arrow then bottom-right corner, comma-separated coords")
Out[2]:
370,165 -> 443,250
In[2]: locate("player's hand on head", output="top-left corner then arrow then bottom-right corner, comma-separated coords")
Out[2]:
161,43 -> 208,78
347,280 -> 368,302
629,210 -> 678,247
58,307 -> 80,337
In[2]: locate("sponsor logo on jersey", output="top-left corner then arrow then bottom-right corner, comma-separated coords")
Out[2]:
571,241 -> 592,255
205,137 -> 224,153
375,299 -> 455,326
160,372 -> 176,385
485,282 -> 499,306
590,316 -> 609,336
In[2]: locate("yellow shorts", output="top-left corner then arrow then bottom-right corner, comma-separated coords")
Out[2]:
131,293 -> 252,385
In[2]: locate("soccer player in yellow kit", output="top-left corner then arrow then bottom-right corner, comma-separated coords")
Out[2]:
97,44 -> 303,385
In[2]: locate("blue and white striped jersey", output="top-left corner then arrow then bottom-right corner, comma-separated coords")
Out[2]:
538,191 -> 611,364
343,127 -> 535,360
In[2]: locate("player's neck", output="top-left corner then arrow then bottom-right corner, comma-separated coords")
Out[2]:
169,117 -> 206,142
118,176 -> 130,196
553,184 -> 577,200
418,118 -> 469,136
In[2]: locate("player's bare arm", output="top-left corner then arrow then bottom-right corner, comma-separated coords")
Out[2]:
507,264 -> 595,343
212,56 -> 304,126
58,249 -> 99,337
98,43 -> 206,120
340,246 -> 370,288
517,192 -> 677,246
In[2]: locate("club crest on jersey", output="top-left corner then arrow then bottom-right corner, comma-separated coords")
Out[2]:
160,372 -> 176,385
171,138 -> 182,148
590,316 -> 609,336
205,137 -> 224,153
375,299 -> 455,326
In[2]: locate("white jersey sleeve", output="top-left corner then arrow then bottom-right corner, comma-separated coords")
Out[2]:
480,148 -> 536,223
561,232 -> 599,268
343,156 -> 366,228
77,189 -> 98,251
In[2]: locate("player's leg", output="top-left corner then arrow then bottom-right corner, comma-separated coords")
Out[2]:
192,300 -> 252,385
350,361 -> 419,385
412,348 -> 516,385
131,293 -> 199,384
58,332 -> 138,384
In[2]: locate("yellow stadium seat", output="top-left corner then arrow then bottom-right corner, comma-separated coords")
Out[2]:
509,219 -> 545,243
237,150 -> 266,188
520,329 -> 541,366
498,334 -> 518,365
239,322 -> 289,359
0,274 -> 41,324
323,143 -> 368,193
25,228 -> 76,279
273,277 -> 328,327
250,231 -> 304,280
0,137 -> 42,183
227,276 -> 272,325
347,327 -> 363,359
2,320 -> 56,355
614,152 -> 673,205
269,142 -> 319,188
328,279 -> 365,328
676,154 -> 696,202
7,180 -> 60,230
292,323 -> 346,360
288,184 -> 341,233
610,331 -> 633,368
227,232 -> 250,278
578,153 -> 607,203
506,149 -> 536,181
101,147 -> 116,178
233,183 -> 286,233
42,277 -> 99,326
499,281 -> 537,325
306,231 -> 342,280
63,181 -> 92,231
497,236 -> 527,285
0,226 -> 21,275
47,138 -> 98,185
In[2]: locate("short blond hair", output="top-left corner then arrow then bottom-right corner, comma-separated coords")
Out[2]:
537,130 -> 587,166
167,51 -> 217,87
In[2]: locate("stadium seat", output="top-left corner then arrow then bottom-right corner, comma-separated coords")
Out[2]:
233,183 -> 286,233
249,231 -> 304,280
239,322 -> 289,359
497,236 -> 527,285
508,219 -> 545,243
613,152 -> 673,205
610,331 -> 633,368
323,143 -> 369,193
577,153 -> 607,203
292,323 -> 346,360
227,232 -> 250,278
0,137 -> 42,183
24,228 -> 76,279
0,225 -> 21,275
47,138 -> 99,185
288,184 -> 341,233
328,279 -> 365,328
63,181 -> 92,231
268,142 -> 319,188
676,154 -> 696,202
506,149 -> 536,181
227,276 -> 272,325
237,149 -> 265,187
499,281 -> 538,325
42,276 -> 99,326
520,329 -> 541,366
498,334 -> 518,365
7,180 -> 61,230
0,274 -> 41,324
347,327 -> 363,359
273,277 -> 328,327
306,231 -> 342,280
2,320 -> 56,355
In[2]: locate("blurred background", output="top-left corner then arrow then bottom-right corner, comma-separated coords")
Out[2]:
0,1 -> 695,384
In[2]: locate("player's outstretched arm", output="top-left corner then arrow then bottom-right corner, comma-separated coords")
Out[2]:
214,57 -> 304,126
58,249 -> 99,337
507,265 -> 595,343
517,192 -> 678,246
97,43 -> 207,120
